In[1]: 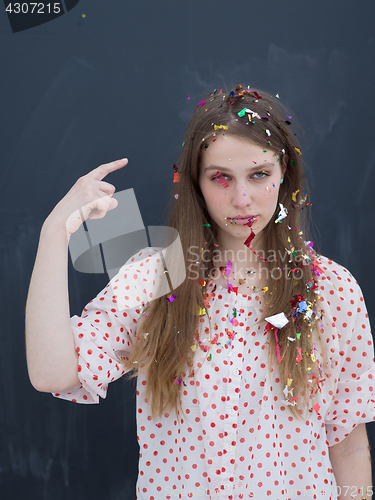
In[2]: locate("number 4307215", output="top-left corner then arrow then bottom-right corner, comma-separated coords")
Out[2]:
6,3 -> 62,14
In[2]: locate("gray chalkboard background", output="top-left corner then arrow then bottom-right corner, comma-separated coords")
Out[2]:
1,1 -> 374,499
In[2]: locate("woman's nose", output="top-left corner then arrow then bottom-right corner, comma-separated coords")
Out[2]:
232,183 -> 252,205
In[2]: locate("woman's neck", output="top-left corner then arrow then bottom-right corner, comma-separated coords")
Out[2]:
214,232 -> 266,267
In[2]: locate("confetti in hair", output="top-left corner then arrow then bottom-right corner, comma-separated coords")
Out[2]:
275,203 -> 288,223
173,164 -> 180,183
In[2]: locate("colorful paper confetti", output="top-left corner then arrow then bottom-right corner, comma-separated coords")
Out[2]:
275,203 -> 288,223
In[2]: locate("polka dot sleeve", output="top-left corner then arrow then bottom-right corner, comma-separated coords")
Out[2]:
324,268 -> 375,447
52,247 -> 164,404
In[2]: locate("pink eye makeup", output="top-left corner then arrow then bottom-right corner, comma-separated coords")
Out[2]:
211,170 -> 270,183
212,171 -> 229,188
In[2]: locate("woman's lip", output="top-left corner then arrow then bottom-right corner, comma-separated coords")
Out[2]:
229,215 -> 258,220
228,215 -> 258,226
232,218 -> 255,225
229,215 -> 256,219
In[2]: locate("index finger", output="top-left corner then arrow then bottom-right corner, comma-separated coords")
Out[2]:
88,158 -> 128,180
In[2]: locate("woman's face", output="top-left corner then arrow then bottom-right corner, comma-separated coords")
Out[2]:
198,134 -> 286,255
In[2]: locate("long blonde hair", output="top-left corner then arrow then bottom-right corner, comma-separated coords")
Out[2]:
121,83 -> 333,422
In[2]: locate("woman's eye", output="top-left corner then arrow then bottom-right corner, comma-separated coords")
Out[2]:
210,173 -> 231,188
211,171 -> 270,182
212,173 -> 230,182
253,171 -> 270,179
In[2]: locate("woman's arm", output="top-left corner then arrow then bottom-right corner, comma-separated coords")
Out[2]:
25,158 -> 128,394
25,219 -> 80,392
329,424 -> 373,499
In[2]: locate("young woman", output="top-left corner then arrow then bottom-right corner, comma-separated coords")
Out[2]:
26,84 -> 374,499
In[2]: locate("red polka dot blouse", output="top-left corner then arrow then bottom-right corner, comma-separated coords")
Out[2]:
53,247 -> 375,499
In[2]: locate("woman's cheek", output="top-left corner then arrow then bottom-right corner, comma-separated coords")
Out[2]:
263,182 -> 280,197
204,187 -> 225,209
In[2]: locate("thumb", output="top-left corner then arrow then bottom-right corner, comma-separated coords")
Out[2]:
110,197 -> 119,209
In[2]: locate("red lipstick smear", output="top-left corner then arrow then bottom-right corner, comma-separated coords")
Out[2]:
244,217 -> 268,262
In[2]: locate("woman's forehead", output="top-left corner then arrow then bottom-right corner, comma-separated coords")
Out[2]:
201,135 -> 278,164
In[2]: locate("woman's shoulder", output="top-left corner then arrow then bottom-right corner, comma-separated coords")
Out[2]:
117,245 -> 167,288
105,246 -> 167,310
311,250 -> 363,307
121,246 -> 164,267
314,252 -> 356,284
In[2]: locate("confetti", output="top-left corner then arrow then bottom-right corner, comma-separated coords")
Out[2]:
277,124 -> 288,137
204,290 -> 214,306
173,164 -> 180,183
295,347 -> 303,363
166,294 -> 176,302
292,189 -> 300,202
274,328 -> 282,363
243,108 -> 261,120
283,384 -> 294,399
275,203 -> 288,223
265,312 -> 289,329
265,321 -> 283,363
226,260 -> 234,292
251,91 -> 262,99
243,217 -> 268,261
297,301 -> 308,313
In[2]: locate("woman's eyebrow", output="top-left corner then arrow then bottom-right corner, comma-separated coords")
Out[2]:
204,162 -> 275,172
